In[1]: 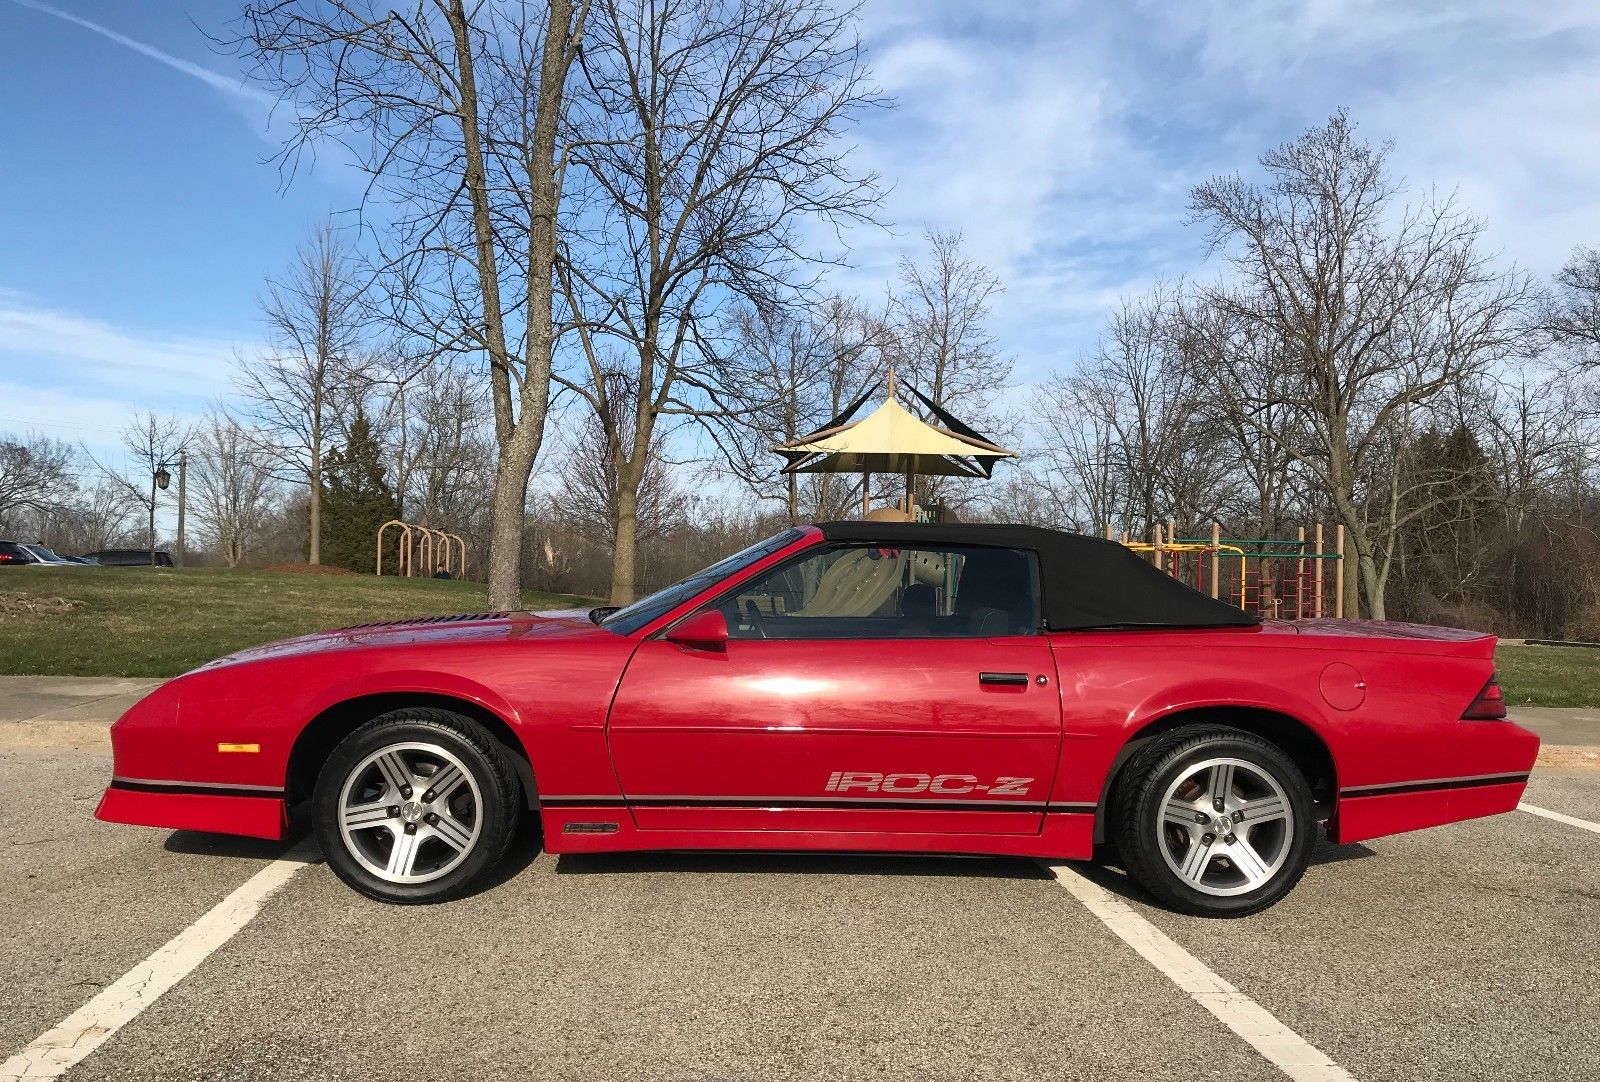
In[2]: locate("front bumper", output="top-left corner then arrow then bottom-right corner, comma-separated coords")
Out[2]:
95,780 -> 288,841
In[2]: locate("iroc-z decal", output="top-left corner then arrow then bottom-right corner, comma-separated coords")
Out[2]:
824,771 -> 1034,796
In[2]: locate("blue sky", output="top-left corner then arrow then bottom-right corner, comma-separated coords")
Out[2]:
5,0 -> 1600,472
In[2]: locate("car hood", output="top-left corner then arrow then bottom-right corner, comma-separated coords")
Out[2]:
190,609 -> 606,671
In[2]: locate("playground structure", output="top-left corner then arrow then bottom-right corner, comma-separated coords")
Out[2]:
1109,521 -> 1347,619
375,519 -> 468,579
773,368 -> 1015,520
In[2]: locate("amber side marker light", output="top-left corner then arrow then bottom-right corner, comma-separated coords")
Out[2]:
1461,674 -> 1507,720
217,742 -> 261,753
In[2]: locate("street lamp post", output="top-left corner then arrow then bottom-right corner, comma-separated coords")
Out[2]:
151,463 -> 171,567
149,450 -> 189,569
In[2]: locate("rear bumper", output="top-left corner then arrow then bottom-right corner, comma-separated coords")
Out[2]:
95,781 -> 288,841
1334,720 -> 1539,844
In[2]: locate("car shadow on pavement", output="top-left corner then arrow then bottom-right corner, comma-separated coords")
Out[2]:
163,829 -> 302,861
1063,837 -> 1379,909
553,851 -> 1053,879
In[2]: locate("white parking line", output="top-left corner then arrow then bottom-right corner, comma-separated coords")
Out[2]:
1519,802 -> 1600,835
0,842 -> 318,1081
1045,863 -> 1354,1082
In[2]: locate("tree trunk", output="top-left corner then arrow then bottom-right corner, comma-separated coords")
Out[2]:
308,455 -> 321,565
1358,549 -> 1385,620
610,477 -> 640,606
485,429 -> 539,609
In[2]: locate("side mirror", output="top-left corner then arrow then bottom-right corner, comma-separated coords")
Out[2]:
664,609 -> 729,648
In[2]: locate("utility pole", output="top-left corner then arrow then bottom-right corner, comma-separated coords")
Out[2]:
176,450 -> 188,568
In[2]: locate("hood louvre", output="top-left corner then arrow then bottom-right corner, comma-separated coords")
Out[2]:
337,611 -> 513,632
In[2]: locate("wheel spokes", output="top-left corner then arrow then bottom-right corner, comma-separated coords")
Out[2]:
1236,793 -> 1288,824
1227,836 -> 1272,885
1206,763 -> 1235,808
385,829 -> 423,877
423,762 -> 465,803
342,800 -> 391,831
430,811 -> 474,851
1179,835 -> 1216,882
375,751 -> 413,796
1164,799 -> 1202,829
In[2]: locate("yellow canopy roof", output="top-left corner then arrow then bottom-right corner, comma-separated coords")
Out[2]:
773,396 -> 1016,478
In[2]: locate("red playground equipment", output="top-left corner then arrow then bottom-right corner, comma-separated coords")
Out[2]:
1108,521 -> 1347,620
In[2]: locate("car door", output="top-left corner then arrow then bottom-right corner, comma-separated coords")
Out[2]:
606,542 -> 1063,835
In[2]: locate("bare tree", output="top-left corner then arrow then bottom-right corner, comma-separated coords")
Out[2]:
1070,289 -> 1235,534
235,223 -> 368,564
383,361 -> 496,532
891,231 -> 1011,412
1182,113 -> 1532,618
718,295 -> 885,521
191,411 -> 280,567
91,412 -> 190,565
885,230 -> 1014,508
239,0 -> 592,608
1025,373 -> 1123,532
69,481 -> 138,553
552,376 -> 683,549
0,433 -> 75,532
1545,245 -> 1600,369
558,0 -> 883,603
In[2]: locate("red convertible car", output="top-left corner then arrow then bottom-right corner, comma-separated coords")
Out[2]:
97,522 -> 1537,916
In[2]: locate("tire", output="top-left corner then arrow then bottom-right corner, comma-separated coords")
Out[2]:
1111,726 -> 1315,917
313,708 -> 521,904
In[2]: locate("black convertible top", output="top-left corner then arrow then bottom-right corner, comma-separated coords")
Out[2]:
815,521 -> 1258,631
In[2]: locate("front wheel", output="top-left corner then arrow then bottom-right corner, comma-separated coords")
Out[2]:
313,708 -> 521,904
1111,726 -> 1315,917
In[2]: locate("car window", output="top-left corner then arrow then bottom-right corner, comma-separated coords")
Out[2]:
718,544 -> 1039,640
601,529 -> 803,635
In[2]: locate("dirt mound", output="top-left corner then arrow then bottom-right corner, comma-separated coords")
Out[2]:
0,592 -> 84,617
265,563 -> 359,576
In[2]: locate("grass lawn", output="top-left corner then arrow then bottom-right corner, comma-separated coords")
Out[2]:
1494,644 -> 1600,709
0,567 -> 594,678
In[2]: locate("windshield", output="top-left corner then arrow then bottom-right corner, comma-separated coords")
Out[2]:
23,545 -> 59,560
600,528 -> 804,635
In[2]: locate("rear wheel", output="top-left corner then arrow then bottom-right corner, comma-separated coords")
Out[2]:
1112,726 -> 1314,917
313,708 -> 520,904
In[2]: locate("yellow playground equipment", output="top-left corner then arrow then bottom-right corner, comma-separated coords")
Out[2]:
1110,521 -> 1347,620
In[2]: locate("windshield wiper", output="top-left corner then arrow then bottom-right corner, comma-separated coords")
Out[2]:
588,606 -> 621,626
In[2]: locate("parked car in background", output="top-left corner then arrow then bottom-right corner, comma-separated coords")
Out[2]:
83,549 -> 173,568
0,540 -> 42,564
20,544 -> 88,567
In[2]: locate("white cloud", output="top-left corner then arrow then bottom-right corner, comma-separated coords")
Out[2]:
823,0 -> 1600,384
0,292 -> 247,395
8,0 -> 273,106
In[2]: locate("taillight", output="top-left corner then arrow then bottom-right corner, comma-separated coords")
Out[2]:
1461,673 -> 1507,720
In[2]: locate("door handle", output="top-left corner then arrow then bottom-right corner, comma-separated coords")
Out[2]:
979,671 -> 1029,686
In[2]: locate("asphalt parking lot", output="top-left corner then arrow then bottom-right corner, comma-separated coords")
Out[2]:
2,744 -> 1597,1082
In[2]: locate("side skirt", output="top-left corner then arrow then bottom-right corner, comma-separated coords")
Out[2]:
539,804 -> 1095,859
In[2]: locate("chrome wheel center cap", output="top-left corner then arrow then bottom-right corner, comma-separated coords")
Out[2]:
400,801 -> 424,824
1213,815 -> 1234,834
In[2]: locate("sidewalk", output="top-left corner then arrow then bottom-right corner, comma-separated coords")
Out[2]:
0,675 -> 161,748
1,675 -> 1596,760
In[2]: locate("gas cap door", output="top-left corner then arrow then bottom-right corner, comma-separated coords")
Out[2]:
1319,662 -> 1367,711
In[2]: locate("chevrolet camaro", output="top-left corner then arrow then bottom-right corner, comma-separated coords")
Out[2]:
96,522 -> 1538,916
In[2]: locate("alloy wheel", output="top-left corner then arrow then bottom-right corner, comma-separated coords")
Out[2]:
1156,756 -> 1294,897
336,741 -> 483,884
